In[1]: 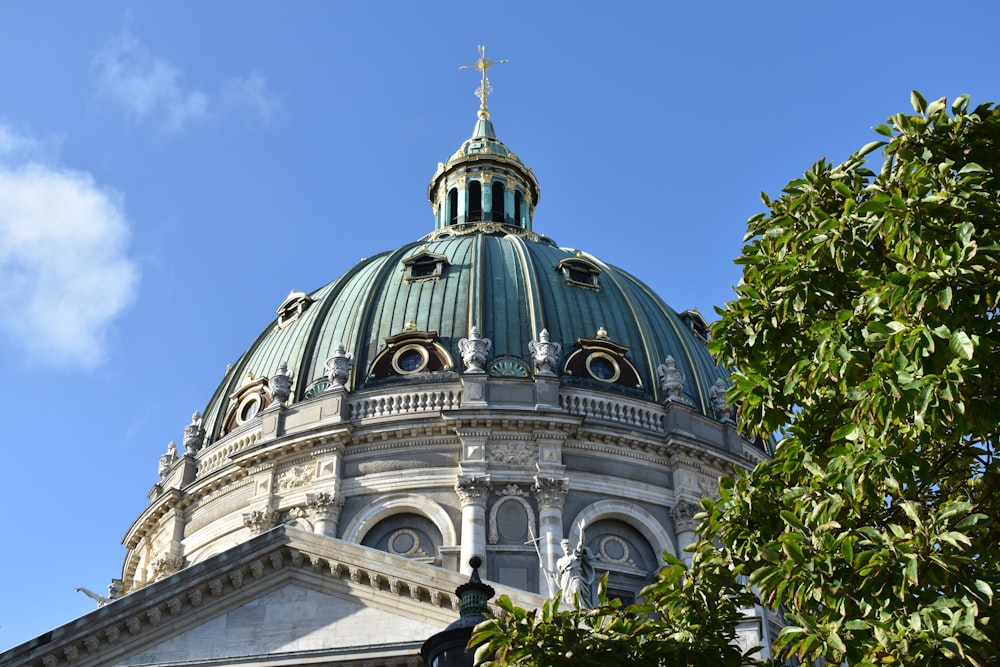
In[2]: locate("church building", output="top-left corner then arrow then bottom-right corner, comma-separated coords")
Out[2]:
1,48 -> 777,667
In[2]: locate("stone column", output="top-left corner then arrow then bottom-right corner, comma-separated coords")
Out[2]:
533,476 -> 568,597
670,500 -> 701,566
306,492 -> 344,538
455,475 -> 492,575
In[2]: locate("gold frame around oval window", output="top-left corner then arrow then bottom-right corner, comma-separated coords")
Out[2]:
392,344 -> 430,374
585,351 -> 621,383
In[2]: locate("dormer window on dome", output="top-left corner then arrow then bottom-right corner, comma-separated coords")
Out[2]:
222,372 -> 273,434
369,329 -> 455,379
679,308 -> 711,343
276,290 -> 313,328
403,248 -> 448,282
557,255 -> 601,290
564,329 -> 642,389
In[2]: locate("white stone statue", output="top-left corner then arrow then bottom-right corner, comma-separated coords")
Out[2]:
158,441 -> 178,479
657,354 -> 685,401
557,522 -> 596,608
183,412 -> 205,454
75,580 -> 121,608
458,326 -> 492,373
528,328 -> 562,376
710,378 -> 734,423
324,344 -> 353,389
269,361 -> 294,406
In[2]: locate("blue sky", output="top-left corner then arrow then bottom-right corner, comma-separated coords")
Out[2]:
1,0 -> 997,650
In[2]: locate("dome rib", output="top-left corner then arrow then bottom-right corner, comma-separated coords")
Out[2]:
502,233 -> 545,343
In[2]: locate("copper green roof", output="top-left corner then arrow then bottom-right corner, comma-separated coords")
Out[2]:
199,225 -> 728,440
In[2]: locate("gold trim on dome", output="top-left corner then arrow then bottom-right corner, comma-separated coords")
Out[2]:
426,221 -> 541,242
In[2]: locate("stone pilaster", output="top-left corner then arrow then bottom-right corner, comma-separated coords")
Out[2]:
533,475 -> 568,596
455,475 -> 492,575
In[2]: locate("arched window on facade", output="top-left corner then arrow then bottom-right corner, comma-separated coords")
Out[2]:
491,182 -> 505,222
448,188 -> 458,225
514,190 -> 523,227
468,181 -> 483,222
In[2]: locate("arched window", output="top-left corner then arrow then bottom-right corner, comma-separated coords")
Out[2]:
514,190 -> 523,226
468,181 -> 483,222
448,188 -> 458,225
491,182 -> 505,222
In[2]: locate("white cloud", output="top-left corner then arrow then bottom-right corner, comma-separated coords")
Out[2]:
93,20 -> 281,131
92,24 -> 209,132
222,72 -> 283,122
0,127 -> 138,368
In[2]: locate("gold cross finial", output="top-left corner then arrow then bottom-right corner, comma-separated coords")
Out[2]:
459,45 -> 508,119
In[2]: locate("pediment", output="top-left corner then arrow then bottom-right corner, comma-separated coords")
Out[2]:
4,527 -> 545,667
115,581 -> 439,666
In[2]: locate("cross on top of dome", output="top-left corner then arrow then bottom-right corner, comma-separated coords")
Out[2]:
459,45 -> 508,120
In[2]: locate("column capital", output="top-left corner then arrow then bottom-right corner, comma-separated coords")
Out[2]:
533,475 -> 568,508
455,475 -> 492,507
305,492 -> 344,521
670,499 -> 702,534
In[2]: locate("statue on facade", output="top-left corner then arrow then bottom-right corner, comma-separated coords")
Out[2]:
75,580 -> 121,608
458,326 -> 492,373
657,354 -> 686,402
557,522 -> 596,608
528,328 -> 561,376
158,441 -> 178,479
183,411 -> 205,454
324,344 -> 353,389
269,360 -> 294,406
710,378 -> 734,423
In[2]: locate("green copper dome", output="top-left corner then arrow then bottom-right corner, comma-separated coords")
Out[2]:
196,113 -> 729,443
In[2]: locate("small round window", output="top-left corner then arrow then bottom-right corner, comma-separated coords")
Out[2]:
392,345 -> 429,374
238,395 -> 261,423
585,352 -> 620,383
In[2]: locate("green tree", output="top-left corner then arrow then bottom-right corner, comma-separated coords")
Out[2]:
471,93 -> 999,666
470,548 -> 760,666
709,91 -> 999,665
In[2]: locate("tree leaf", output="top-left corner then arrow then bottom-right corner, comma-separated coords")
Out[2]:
949,330 -> 974,360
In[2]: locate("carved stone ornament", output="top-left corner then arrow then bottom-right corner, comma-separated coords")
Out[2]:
243,509 -> 280,535
158,441 -> 178,479
275,464 -> 314,492
528,328 -> 562,376
150,553 -> 184,582
458,325 -> 492,373
183,411 -> 206,454
324,343 -> 353,389
710,378 -> 735,423
306,491 -> 344,521
657,355 -> 686,402
486,442 -> 535,466
671,500 -> 702,534
269,360 -> 294,406
455,475 -> 492,506
533,476 -> 569,507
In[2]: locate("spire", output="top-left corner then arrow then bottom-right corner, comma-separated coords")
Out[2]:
459,45 -> 508,121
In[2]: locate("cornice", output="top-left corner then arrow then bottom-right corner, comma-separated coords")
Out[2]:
7,527 -> 544,667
